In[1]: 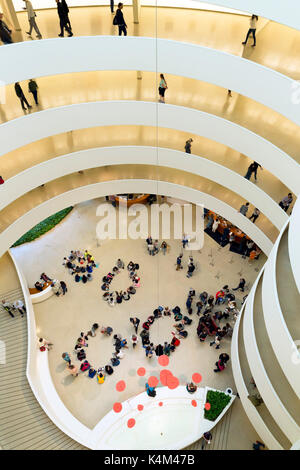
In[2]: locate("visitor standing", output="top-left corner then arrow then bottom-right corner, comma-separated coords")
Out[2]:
249,208 -> 260,223
56,0 -> 73,37
130,317 -> 140,333
14,82 -> 32,111
62,352 -> 71,365
28,79 -> 39,105
176,254 -> 183,271
1,300 -> 15,318
0,13 -> 13,44
13,300 -> 26,317
158,74 -> 168,103
115,3 -> 127,36
239,202 -> 250,216
23,0 -> 42,39
279,193 -> 293,212
242,15 -> 258,47
184,138 -> 193,154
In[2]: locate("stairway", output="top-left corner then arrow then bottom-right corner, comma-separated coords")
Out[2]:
0,287 -> 87,450
185,401 -> 233,450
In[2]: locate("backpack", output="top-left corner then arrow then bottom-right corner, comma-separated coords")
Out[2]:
80,360 -> 90,372
88,368 -> 96,378
113,15 -> 118,25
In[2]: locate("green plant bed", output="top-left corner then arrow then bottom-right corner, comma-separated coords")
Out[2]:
11,207 -> 73,247
204,390 -> 231,421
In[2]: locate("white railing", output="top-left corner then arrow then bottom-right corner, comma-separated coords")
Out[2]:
0,37 -> 299,128
0,180 -> 274,259
0,146 -> 287,229
0,101 -> 298,194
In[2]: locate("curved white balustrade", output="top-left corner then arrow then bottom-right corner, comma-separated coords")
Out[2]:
0,101 -> 298,194
243,274 -> 300,444
192,0 -> 300,31
0,180 -> 273,258
1,37 -> 300,127
231,303 -> 283,450
288,197 -> 300,293
1,146 -> 287,230
12,0 -> 300,30
262,222 -> 300,398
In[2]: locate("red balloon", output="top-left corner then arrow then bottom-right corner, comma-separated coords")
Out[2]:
116,380 -> 126,392
160,369 -> 172,386
167,375 -> 180,390
192,373 -> 202,384
148,376 -> 159,388
137,404 -> 144,411
205,402 -> 211,410
158,355 -> 169,367
137,367 -> 146,376
191,400 -> 197,407
113,402 -> 122,413
127,418 -> 136,428
158,402 -> 163,407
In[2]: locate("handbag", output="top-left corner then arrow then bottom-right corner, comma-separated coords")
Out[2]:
113,15 -> 118,25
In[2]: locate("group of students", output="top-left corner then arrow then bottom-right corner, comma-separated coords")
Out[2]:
102,259 -> 140,305
63,249 -> 97,284
131,303 -> 193,360
61,323 -> 129,382
146,237 -> 169,256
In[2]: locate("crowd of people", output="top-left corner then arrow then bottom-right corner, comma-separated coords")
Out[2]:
102,259 -> 140,305
63,249 -> 98,284
145,237 -> 169,256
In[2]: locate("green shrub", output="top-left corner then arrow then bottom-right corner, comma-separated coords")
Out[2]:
204,390 -> 231,421
11,207 -> 73,247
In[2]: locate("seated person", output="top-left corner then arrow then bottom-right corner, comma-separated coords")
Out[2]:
147,315 -> 155,324
105,365 -> 114,375
174,323 -> 184,332
142,321 -> 150,330
111,357 -> 120,367
82,275 -> 88,283
164,306 -> 171,316
183,316 -> 192,325
40,272 -> 52,282
174,312 -> 183,322
127,286 -> 136,295
34,281 -> 44,291
87,265 -> 93,273
75,274 -> 81,283
186,382 -> 197,394
88,368 -> 97,378
101,283 -> 109,291
97,372 -> 105,384
178,330 -> 188,338
153,308 -> 162,319
122,291 -> 130,301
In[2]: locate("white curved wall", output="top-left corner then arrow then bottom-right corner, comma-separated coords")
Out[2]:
231,303 -> 283,450
192,0 -> 300,31
0,146 -> 287,230
0,101 -> 298,194
1,38 -> 300,128
0,180 -> 273,257
243,274 -> 300,444
288,196 -> 300,293
262,223 -> 300,398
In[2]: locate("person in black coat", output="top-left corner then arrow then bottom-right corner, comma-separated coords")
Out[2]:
56,0 -> 73,37
115,3 -> 127,36
15,82 -> 32,111
0,13 -> 13,44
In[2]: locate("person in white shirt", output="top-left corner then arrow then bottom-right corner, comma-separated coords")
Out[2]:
212,218 -> 220,233
242,15 -> 258,47
22,0 -> 42,39
13,299 -> 26,317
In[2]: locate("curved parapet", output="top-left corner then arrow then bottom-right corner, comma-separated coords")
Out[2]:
233,193 -> 300,449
